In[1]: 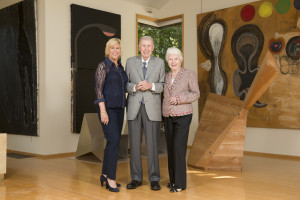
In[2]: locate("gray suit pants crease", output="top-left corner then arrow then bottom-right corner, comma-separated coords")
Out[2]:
128,104 -> 161,182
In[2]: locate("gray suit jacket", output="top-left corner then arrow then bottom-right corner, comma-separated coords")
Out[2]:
125,56 -> 165,121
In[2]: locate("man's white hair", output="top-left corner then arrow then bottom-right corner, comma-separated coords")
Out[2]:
139,36 -> 154,46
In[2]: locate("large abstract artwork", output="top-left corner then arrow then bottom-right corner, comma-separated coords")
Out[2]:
231,24 -> 265,107
197,0 -> 300,129
198,13 -> 227,95
0,0 -> 37,136
71,4 -> 121,133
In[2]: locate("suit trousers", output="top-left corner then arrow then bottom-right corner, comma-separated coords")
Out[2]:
97,106 -> 124,180
163,114 -> 192,189
128,104 -> 161,182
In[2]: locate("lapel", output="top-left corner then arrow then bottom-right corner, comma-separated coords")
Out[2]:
166,68 -> 185,91
135,56 -> 144,80
145,56 -> 154,80
166,72 -> 172,90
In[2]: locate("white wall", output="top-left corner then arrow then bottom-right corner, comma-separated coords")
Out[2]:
4,0 -> 158,155
245,128 -> 300,156
2,0 -> 300,156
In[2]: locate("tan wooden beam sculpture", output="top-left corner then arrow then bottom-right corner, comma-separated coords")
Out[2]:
0,133 -> 7,180
188,51 -> 279,170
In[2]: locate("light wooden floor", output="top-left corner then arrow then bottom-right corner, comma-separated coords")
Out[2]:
1,153 -> 300,200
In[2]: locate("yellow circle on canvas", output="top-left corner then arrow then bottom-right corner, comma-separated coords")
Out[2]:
258,2 -> 273,18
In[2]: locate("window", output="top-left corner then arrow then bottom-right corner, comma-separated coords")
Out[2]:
136,14 -> 184,71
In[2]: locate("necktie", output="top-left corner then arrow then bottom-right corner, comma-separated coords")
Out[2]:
142,62 -> 147,79
141,62 -> 147,104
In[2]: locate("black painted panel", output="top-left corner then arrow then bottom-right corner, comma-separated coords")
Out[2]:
71,4 -> 121,132
0,0 -> 37,136
72,69 -> 98,133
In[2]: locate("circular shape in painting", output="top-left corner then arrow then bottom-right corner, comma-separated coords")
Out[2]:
286,36 -> 300,59
269,38 -> 285,54
258,1 -> 273,18
241,5 -> 255,22
294,0 -> 300,10
276,0 -> 291,14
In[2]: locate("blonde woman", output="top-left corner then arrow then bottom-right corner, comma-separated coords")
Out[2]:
94,38 -> 128,192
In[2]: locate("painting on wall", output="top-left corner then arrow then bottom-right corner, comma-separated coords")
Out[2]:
198,13 -> 228,95
197,0 -> 300,129
71,4 -> 121,133
0,0 -> 38,136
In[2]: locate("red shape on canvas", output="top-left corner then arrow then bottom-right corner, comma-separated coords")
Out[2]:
241,5 -> 255,22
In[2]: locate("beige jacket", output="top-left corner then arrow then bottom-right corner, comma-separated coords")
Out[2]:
162,68 -> 200,117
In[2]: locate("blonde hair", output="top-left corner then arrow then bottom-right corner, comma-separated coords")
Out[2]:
165,47 -> 183,62
105,38 -> 122,59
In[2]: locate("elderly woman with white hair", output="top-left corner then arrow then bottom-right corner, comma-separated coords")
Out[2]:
162,47 -> 200,192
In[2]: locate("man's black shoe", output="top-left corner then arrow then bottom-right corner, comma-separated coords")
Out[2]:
126,180 -> 142,189
151,181 -> 161,190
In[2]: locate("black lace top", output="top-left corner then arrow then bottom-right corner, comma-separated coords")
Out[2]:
94,57 -> 128,108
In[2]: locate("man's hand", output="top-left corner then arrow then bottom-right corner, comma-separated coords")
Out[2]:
136,80 -> 152,91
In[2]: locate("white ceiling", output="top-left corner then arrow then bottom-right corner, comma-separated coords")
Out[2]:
124,0 -> 170,9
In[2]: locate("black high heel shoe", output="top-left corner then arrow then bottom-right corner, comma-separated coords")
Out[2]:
100,175 -> 121,187
105,179 -> 119,192
100,175 -> 106,186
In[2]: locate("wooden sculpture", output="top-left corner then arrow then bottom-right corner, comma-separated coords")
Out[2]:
188,51 -> 279,170
0,133 -> 7,180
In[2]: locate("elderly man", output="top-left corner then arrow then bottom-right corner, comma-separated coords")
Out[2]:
125,36 -> 165,190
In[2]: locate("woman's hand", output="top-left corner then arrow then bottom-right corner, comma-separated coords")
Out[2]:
169,97 -> 177,105
98,102 -> 108,125
101,112 -> 109,125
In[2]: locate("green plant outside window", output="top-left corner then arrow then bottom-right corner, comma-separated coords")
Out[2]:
138,23 -> 182,72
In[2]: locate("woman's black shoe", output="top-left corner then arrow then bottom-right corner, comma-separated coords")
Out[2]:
105,179 -> 119,192
170,188 -> 185,192
100,175 -> 121,187
167,182 -> 175,188
100,175 -> 106,186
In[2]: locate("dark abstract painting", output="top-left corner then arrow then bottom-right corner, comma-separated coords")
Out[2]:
71,4 -> 121,133
0,0 -> 37,136
231,24 -> 266,107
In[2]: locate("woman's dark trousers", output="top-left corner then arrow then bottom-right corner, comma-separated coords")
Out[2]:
164,114 -> 192,189
97,107 -> 124,180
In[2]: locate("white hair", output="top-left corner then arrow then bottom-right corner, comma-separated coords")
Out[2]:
165,47 -> 183,61
139,36 -> 154,46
